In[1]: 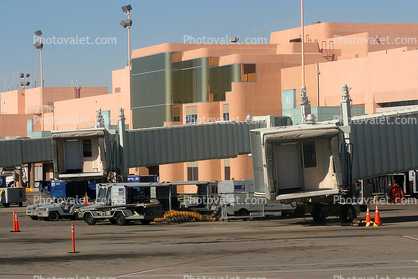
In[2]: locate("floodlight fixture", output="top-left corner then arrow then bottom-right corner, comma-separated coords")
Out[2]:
35,30 -> 42,36
121,5 -> 132,13
120,19 -> 132,28
120,20 -> 126,28
20,73 -> 31,89
34,42 -> 43,50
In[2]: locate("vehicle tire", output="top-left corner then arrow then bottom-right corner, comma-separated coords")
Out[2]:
140,219 -> 151,225
109,218 -> 117,225
3,203 -> 10,208
84,212 -> 97,225
70,214 -> 78,220
115,212 -> 127,226
19,202 -> 23,207
389,186 -> 405,203
312,204 -> 326,223
30,216 -> 38,220
237,209 -> 249,216
340,204 -> 355,222
48,211 -> 60,222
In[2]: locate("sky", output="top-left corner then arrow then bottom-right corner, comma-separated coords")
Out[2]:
1,0 -> 418,94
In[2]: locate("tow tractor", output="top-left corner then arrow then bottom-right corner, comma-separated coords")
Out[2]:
77,183 -> 164,226
27,199 -> 87,221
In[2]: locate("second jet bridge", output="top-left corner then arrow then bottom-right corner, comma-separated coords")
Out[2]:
124,121 -> 266,168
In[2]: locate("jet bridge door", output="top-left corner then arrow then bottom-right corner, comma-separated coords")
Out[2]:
274,143 -> 303,191
64,140 -> 82,173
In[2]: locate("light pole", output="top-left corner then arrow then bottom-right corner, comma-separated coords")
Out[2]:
120,4 -> 132,65
300,0 -> 311,123
34,30 -> 44,131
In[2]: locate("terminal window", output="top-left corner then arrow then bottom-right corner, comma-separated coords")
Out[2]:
187,167 -> 198,181
186,114 -> 197,124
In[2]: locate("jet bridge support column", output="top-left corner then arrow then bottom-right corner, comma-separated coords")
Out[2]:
118,108 -> 128,181
340,84 -> 354,196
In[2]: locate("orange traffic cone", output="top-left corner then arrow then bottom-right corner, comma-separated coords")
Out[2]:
11,211 -> 16,231
364,206 -> 374,227
374,203 -> 382,226
83,192 -> 89,206
11,210 -> 20,232
365,206 -> 371,223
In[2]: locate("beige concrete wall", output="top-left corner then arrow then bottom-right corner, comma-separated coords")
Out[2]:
159,163 -> 185,182
270,22 -> 418,45
282,47 -> 418,113
1,87 -> 108,115
1,90 -> 25,114
0,114 -> 41,139
51,91 -> 130,130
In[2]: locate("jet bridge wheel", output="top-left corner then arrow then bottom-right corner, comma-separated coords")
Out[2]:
340,204 -> 355,222
84,212 -> 97,225
312,204 -> 327,223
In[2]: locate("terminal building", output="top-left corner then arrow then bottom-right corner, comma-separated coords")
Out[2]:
2,22 -> 418,184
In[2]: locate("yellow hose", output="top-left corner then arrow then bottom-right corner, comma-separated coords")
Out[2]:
155,210 -> 218,223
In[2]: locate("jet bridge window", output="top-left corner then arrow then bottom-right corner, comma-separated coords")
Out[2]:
83,139 -> 92,158
303,141 -> 317,168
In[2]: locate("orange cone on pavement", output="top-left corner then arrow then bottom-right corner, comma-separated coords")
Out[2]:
11,210 -> 20,232
15,212 -> 20,232
364,206 -> 375,227
365,206 -> 371,223
374,203 -> 382,226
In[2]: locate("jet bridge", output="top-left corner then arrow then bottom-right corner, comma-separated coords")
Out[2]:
0,120 -> 269,176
